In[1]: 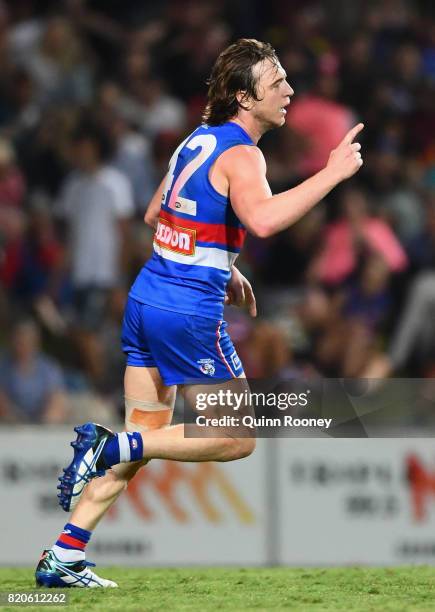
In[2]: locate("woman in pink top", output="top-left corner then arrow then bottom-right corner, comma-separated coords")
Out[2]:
310,187 -> 408,286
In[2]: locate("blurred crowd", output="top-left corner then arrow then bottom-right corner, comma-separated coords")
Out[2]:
0,0 -> 434,424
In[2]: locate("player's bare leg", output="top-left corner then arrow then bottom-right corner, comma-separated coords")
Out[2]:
69,366 -> 176,531
113,367 -> 256,464
127,365 -> 255,463
138,421 -> 255,462
60,367 -> 255,520
35,367 -> 175,588
39,366 -> 254,588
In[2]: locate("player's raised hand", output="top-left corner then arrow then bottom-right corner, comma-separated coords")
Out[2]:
326,123 -> 364,181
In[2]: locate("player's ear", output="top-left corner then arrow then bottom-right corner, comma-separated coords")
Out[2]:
236,90 -> 253,111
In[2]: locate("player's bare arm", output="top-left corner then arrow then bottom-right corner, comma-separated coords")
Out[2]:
219,123 -> 364,238
144,175 -> 166,229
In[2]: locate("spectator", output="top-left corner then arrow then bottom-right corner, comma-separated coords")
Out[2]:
116,75 -> 187,139
12,201 -> 67,333
0,207 -> 26,292
0,138 -> 25,210
17,16 -> 93,106
0,68 -> 41,143
55,121 -> 134,384
406,194 -> 435,271
309,187 -> 408,286
0,319 -> 66,423
286,72 -> 354,177
364,272 -> 435,379
226,309 -> 292,378
314,254 -> 394,376
106,110 -> 156,213
339,32 -> 376,115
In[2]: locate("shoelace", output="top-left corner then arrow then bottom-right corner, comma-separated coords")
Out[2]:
84,561 -> 96,568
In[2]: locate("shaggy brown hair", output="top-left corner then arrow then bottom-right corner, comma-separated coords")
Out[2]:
202,39 -> 279,126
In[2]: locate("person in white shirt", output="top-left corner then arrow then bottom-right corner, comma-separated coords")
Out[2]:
55,122 -> 134,383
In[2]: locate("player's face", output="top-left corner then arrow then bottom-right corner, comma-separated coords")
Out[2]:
250,59 -> 294,129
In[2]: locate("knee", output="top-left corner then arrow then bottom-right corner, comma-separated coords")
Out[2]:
238,437 -> 256,459
221,437 -> 256,461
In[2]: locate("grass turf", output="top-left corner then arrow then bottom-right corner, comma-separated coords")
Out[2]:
0,567 -> 435,611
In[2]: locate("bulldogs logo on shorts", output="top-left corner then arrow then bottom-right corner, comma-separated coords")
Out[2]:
197,358 -> 216,376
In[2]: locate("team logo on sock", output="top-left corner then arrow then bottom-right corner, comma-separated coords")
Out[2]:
127,433 -> 138,450
197,358 -> 215,376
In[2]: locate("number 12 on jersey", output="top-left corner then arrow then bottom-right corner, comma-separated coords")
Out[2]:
161,134 -> 217,216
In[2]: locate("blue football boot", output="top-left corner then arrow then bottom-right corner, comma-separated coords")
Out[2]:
57,423 -> 114,512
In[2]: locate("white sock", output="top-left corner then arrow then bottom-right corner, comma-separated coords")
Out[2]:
51,545 -> 85,563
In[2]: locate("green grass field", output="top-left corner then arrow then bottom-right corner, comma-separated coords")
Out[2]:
1,567 -> 435,611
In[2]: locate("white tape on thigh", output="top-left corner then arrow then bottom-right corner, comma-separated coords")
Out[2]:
125,396 -> 172,432
125,397 -> 169,412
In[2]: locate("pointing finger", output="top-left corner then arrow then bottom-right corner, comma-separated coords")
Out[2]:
342,123 -> 364,145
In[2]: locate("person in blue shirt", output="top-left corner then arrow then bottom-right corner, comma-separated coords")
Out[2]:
0,320 -> 66,423
37,39 -> 364,588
